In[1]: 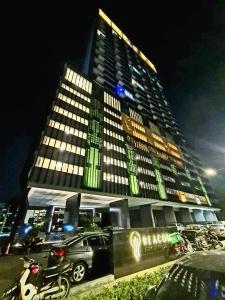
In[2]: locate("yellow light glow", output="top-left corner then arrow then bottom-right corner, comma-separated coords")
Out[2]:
99,9 -> 111,26
112,22 -> 122,37
204,168 -> 217,176
99,9 -> 156,73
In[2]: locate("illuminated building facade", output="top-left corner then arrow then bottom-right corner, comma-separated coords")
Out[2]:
27,9 -> 219,230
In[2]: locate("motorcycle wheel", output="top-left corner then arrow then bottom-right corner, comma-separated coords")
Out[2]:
2,295 -> 19,300
2,283 -> 19,300
215,241 -> 223,248
186,243 -> 194,253
53,276 -> 71,300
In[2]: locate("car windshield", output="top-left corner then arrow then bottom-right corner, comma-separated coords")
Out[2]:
154,265 -> 225,300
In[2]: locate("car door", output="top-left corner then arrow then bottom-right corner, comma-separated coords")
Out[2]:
87,235 -> 106,274
67,238 -> 92,267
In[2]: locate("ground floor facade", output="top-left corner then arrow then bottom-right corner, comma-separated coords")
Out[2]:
25,186 -> 219,234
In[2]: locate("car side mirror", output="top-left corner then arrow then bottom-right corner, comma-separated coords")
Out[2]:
143,285 -> 157,300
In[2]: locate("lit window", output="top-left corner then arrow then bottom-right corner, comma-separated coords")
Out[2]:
163,175 -> 175,183
42,158 -> 50,169
53,106 -> 89,126
103,172 -> 128,185
49,120 -> 88,140
61,83 -> 91,103
104,92 -> 121,111
35,157 -> 44,167
103,128 -> 124,141
49,160 -> 56,170
64,68 -> 92,94
97,29 -> 106,38
104,116 -> 122,130
131,78 -> 145,91
104,107 -> 121,119
61,163 -> 68,173
58,93 -> 89,114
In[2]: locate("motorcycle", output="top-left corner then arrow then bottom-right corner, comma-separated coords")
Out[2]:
180,232 -> 194,253
205,229 -> 223,249
165,232 -> 188,258
2,256 -> 72,300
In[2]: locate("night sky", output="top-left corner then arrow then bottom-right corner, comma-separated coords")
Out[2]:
1,0 -> 224,205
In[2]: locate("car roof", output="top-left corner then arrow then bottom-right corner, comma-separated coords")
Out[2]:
176,250 -> 225,273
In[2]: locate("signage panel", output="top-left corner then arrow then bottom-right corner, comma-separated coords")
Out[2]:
112,227 -> 174,278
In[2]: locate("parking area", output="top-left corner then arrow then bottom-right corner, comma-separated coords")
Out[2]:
1,224 -> 224,297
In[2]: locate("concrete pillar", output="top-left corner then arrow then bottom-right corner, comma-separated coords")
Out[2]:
180,208 -> 193,225
44,206 -> 54,234
163,206 -> 176,226
193,209 -> 206,224
24,209 -> 35,224
110,199 -> 130,229
140,204 -> 155,228
63,193 -> 81,231
212,212 -> 218,222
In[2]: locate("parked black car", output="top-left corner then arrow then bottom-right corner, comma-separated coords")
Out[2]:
48,232 -> 111,283
144,250 -> 225,300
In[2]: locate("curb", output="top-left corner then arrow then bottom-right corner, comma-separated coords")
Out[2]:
70,274 -> 115,296
69,260 -> 175,299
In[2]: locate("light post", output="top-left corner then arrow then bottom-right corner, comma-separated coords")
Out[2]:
204,167 -> 225,176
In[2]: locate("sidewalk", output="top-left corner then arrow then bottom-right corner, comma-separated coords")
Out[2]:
69,260 -> 175,299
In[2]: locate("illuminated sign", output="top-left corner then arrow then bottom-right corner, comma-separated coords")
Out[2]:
115,85 -> 134,100
122,113 -> 183,163
129,231 -> 171,261
130,231 -> 141,262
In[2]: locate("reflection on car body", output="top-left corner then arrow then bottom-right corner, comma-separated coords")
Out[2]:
144,250 -> 225,300
48,232 -> 111,283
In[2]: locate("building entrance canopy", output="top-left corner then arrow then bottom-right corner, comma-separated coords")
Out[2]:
27,187 -> 219,212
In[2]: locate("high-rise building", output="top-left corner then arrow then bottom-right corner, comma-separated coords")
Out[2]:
27,9 -> 219,231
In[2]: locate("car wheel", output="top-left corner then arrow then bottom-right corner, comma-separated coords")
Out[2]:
71,262 -> 87,283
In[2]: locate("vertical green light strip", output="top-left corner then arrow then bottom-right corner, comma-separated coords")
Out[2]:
185,167 -> 192,180
83,97 -> 102,189
125,143 -> 139,195
170,164 -> 177,175
152,156 -> 167,199
197,176 -> 211,206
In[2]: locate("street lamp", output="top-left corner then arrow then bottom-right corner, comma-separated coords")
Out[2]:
204,167 -> 225,176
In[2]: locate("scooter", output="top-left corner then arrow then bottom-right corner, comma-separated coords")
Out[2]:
2,256 -> 72,300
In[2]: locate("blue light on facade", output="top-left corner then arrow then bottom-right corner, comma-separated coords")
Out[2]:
115,85 -> 126,98
115,84 -> 134,101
